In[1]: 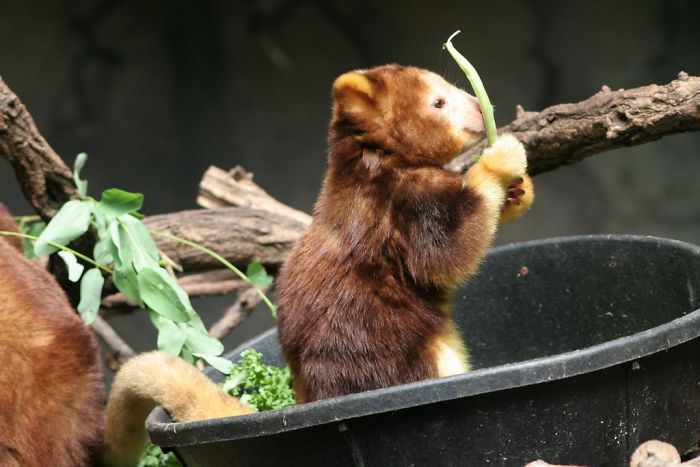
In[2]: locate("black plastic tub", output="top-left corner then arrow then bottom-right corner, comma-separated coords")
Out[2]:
147,235 -> 700,467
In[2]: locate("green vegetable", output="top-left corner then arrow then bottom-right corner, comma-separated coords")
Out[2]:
443,30 -> 497,146
221,349 -> 296,411
136,444 -> 181,467
138,349 -> 295,467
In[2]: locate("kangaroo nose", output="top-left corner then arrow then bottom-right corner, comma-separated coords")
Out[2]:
465,107 -> 484,134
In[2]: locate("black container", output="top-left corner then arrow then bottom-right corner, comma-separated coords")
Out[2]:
147,235 -> 700,467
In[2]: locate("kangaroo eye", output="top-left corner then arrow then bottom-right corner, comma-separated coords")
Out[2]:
432,98 -> 446,109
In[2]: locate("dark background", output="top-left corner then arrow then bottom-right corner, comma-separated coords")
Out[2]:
1,0 -> 699,361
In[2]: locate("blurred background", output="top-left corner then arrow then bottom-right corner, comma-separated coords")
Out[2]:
1,0 -> 699,364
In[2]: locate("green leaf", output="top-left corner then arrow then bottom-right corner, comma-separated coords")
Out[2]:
184,326 -> 224,356
137,444 -> 183,467
73,152 -> 89,197
246,260 -> 273,287
220,349 -> 295,411
112,215 -> 159,271
34,200 -> 93,256
150,312 -> 188,355
194,353 -> 233,375
93,235 -> 115,266
20,221 -> 46,259
97,188 -> 144,218
137,267 -> 191,322
57,251 -> 85,282
112,264 -> 142,306
109,219 -> 132,268
186,313 -> 207,333
179,346 -> 195,364
91,210 -> 114,265
77,268 -> 104,324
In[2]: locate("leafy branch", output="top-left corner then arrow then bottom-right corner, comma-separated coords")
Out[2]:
1,155 -> 275,375
150,230 -> 276,316
0,230 -> 110,273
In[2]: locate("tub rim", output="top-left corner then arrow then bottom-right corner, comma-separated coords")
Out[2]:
147,234 -> 700,446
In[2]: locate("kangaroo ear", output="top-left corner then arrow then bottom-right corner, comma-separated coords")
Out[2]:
332,71 -> 376,116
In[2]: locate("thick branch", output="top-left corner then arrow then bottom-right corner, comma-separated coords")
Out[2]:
144,207 -> 307,271
0,76 -> 77,218
198,165 -> 311,226
447,72 -> 700,175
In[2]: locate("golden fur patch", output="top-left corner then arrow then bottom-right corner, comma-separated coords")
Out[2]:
333,71 -> 375,98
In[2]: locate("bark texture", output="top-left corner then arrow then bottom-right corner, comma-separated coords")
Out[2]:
143,207 -> 307,271
447,72 -> 700,175
0,76 -> 78,219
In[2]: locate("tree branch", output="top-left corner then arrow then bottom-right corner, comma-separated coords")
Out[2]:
208,286 -> 266,340
446,72 -> 700,175
0,76 -> 78,219
143,206 -> 307,271
197,165 -> 311,226
91,315 -> 136,363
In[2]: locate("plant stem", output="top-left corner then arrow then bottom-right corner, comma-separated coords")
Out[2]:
443,30 -> 497,146
13,215 -> 41,223
0,230 -> 112,273
149,229 -> 277,316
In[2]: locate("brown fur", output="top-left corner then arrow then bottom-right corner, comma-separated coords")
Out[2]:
277,65 -> 532,403
0,211 -> 103,467
0,206 -> 253,466
102,352 -> 253,467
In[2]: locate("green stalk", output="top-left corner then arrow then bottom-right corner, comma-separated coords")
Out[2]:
0,230 -> 112,273
12,215 -> 41,223
150,229 -> 278,316
443,30 -> 497,146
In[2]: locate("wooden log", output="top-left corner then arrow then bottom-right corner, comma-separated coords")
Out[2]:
143,206 -> 307,271
197,165 -> 311,226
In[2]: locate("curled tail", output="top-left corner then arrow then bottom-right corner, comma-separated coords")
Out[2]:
101,351 -> 254,467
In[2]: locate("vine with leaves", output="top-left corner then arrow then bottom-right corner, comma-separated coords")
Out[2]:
0,153 -> 275,375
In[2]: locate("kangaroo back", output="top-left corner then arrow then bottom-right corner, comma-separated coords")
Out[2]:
0,205 -> 103,467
